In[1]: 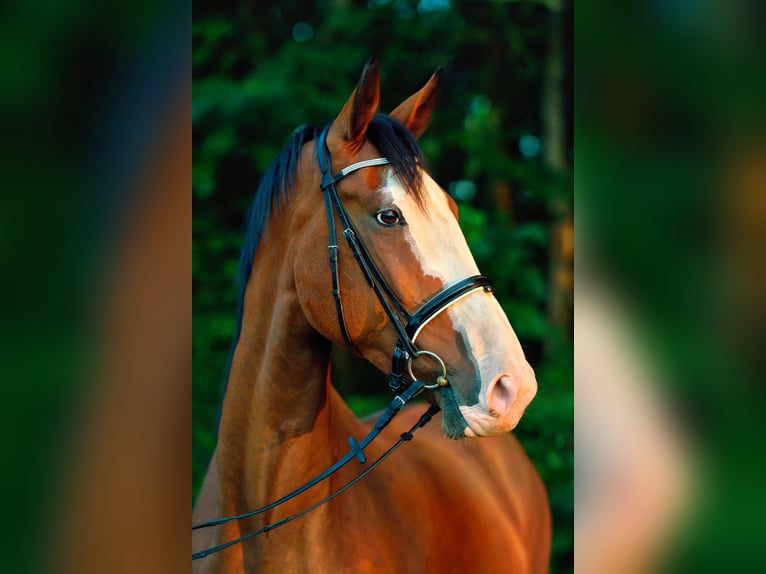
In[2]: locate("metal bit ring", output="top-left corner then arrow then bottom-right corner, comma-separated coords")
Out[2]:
407,350 -> 449,389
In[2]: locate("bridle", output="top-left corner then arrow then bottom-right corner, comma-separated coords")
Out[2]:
192,124 -> 494,561
317,125 -> 494,393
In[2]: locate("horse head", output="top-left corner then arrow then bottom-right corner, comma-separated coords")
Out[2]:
292,58 -> 537,438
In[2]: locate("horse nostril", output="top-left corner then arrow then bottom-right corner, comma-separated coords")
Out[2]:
487,375 -> 515,416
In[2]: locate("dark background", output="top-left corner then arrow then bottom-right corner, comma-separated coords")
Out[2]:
192,1 -> 573,571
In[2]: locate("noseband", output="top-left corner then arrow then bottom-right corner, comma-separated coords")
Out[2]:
317,125 -> 493,393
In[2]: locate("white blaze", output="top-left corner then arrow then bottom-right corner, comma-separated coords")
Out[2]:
382,170 -> 523,424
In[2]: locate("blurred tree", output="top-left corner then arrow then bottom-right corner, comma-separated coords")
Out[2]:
540,1 -> 574,346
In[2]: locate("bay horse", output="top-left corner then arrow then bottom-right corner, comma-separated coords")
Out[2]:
193,58 -> 550,573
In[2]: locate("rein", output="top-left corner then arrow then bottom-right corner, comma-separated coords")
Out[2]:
192,125 -> 494,561
193,382 -> 438,560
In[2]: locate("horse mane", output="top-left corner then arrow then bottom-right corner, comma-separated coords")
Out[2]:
216,113 -> 427,422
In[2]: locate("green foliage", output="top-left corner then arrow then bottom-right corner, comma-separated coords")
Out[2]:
193,1 -> 572,571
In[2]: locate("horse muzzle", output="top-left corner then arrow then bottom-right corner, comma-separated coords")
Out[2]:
459,372 -> 537,437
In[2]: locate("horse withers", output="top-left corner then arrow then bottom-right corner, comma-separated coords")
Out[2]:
193,58 -> 551,573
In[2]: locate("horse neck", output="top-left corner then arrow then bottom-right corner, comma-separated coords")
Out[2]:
216,216 -> 360,514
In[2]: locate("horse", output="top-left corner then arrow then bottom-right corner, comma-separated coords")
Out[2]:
192,58 -> 551,573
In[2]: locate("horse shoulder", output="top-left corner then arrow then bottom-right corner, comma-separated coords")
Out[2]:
373,405 -> 551,573
463,432 -> 552,573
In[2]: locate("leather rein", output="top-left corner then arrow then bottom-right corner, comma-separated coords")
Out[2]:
192,126 -> 493,561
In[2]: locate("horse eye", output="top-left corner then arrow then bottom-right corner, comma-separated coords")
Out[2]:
375,209 -> 401,226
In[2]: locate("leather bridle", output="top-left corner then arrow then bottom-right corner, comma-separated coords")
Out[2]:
317,125 -> 494,393
192,125 -> 495,561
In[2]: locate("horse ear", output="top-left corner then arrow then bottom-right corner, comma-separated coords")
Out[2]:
328,57 -> 380,150
390,68 -> 442,139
